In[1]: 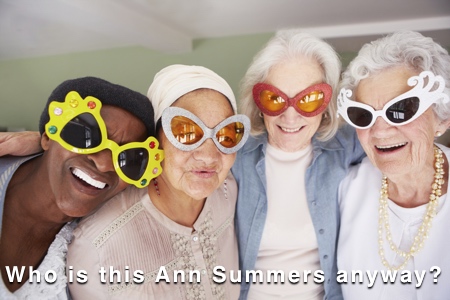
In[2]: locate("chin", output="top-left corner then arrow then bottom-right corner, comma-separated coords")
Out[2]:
188,186 -> 217,201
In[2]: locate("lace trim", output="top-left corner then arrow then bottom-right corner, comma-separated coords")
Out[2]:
93,202 -> 144,248
11,222 -> 76,300
198,211 -> 232,300
172,231 -> 206,300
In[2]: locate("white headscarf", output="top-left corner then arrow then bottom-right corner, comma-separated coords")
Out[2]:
147,64 -> 237,123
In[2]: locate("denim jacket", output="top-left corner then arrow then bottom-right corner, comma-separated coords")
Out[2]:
232,124 -> 364,300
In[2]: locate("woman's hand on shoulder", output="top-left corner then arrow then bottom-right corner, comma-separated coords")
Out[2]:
0,131 -> 42,156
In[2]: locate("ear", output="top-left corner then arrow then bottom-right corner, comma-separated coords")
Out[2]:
41,132 -> 50,150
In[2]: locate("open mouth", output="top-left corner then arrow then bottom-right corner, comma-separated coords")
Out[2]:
71,168 -> 107,189
280,126 -> 303,133
375,142 -> 407,152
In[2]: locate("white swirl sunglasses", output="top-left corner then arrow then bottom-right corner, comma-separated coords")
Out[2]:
337,71 -> 449,129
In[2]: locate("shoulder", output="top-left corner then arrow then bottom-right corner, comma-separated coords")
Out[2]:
237,134 -> 266,157
0,153 -> 41,173
73,186 -> 146,241
313,124 -> 364,165
339,157 -> 379,201
233,134 -> 266,174
320,124 -> 358,150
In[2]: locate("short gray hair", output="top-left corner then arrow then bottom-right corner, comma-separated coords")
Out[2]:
340,30 -> 450,122
239,28 -> 342,141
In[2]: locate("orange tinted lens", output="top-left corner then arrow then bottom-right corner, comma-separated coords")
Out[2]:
171,116 -> 203,145
260,90 -> 286,112
297,91 -> 325,112
216,122 -> 245,148
296,90 -> 325,113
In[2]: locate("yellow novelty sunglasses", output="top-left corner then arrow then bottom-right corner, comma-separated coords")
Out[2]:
45,91 -> 164,188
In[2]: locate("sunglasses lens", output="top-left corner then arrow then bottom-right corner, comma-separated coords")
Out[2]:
118,148 -> 149,181
171,116 -> 204,145
60,113 -> 102,148
386,97 -> 420,124
296,90 -> 325,113
347,107 -> 373,128
260,90 -> 286,112
216,122 -> 245,148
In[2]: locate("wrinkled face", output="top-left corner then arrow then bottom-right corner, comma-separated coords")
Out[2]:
41,105 -> 147,217
158,89 -> 236,201
263,56 -> 325,152
354,66 -> 448,177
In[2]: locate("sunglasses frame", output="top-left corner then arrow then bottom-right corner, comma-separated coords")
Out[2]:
337,71 -> 449,129
45,91 -> 164,188
161,106 -> 250,154
253,82 -> 332,117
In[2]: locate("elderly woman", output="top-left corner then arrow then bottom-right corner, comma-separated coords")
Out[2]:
337,30 -> 450,299
232,29 -> 365,299
66,65 -> 250,299
0,77 -> 158,299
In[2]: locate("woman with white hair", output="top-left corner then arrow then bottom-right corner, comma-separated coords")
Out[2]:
233,29 -> 365,299
66,64 -> 250,299
337,30 -> 450,298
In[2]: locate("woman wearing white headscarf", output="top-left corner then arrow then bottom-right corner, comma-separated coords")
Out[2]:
67,65 -> 250,299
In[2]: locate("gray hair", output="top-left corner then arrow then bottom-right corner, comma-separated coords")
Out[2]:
340,30 -> 450,122
239,28 -> 342,141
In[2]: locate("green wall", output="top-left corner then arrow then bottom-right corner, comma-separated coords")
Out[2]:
0,33 -> 278,131
1,31 -> 448,131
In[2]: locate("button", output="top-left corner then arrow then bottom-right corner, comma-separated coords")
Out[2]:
312,201 -> 317,206
323,255 -> 328,259
319,229 -> 324,234
192,236 -> 198,242
201,269 -> 207,275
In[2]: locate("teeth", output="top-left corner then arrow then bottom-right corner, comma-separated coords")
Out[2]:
376,143 -> 406,149
72,168 -> 106,189
281,127 -> 301,133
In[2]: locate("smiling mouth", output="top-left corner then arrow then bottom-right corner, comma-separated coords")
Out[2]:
280,126 -> 303,133
72,168 -> 107,189
375,142 -> 407,152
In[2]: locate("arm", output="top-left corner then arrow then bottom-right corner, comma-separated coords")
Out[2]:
0,131 -> 42,156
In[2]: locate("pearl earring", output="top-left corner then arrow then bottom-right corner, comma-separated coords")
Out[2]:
436,131 -> 443,137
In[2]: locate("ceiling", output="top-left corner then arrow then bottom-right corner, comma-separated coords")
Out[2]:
1,0 -> 450,61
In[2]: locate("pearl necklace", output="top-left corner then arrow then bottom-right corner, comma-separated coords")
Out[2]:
378,145 -> 445,271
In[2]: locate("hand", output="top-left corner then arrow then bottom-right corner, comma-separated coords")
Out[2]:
0,131 -> 42,157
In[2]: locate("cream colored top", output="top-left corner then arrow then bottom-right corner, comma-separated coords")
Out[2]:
67,172 -> 239,300
248,144 -> 323,300
338,147 -> 450,300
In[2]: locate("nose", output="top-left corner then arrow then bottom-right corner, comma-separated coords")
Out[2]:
370,115 -> 394,137
87,149 -> 115,173
281,106 -> 301,120
192,138 -> 221,164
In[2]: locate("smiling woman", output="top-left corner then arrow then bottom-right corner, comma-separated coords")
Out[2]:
232,28 -> 366,300
0,77 -> 157,299
337,30 -> 450,299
